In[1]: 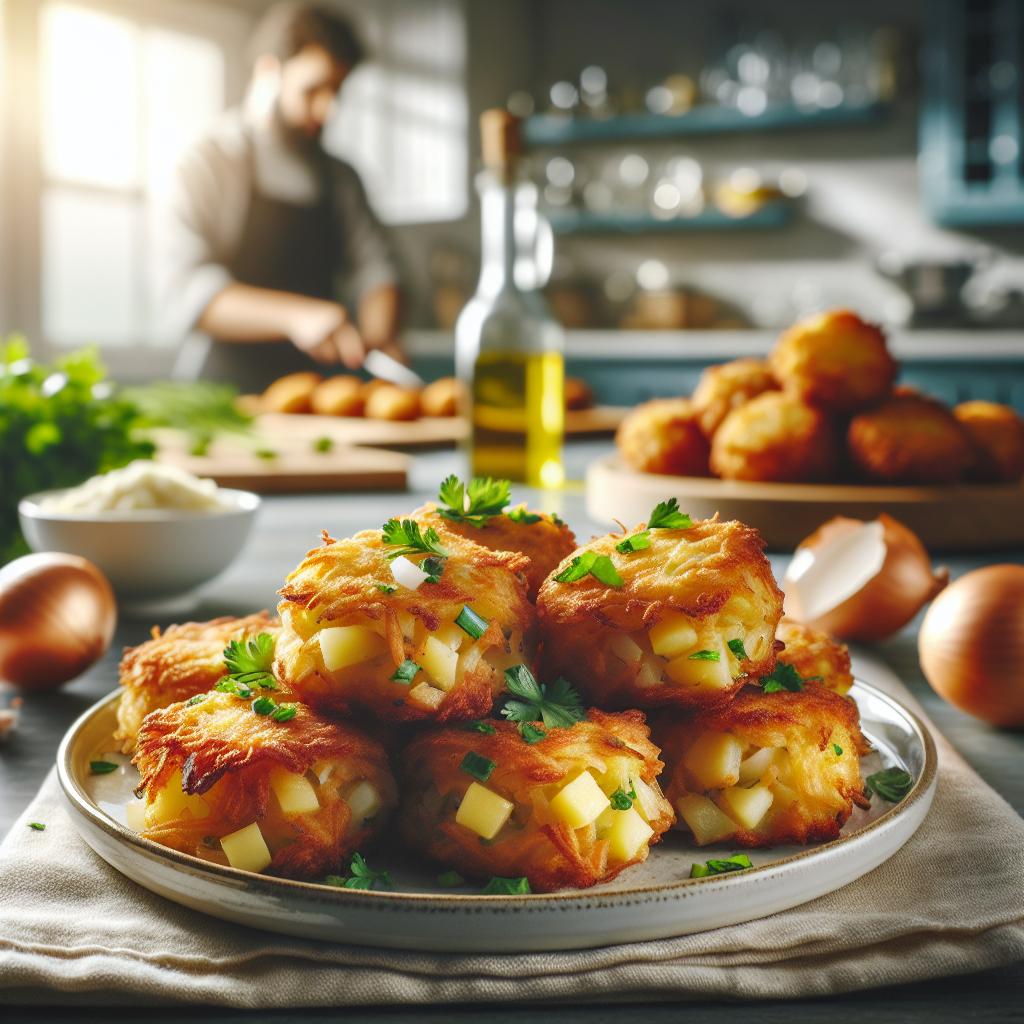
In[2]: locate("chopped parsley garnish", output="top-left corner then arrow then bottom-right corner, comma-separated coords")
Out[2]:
500,664 -> 586,729
381,518 -> 449,560
221,633 -> 277,691
519,722 -> 547,744
455,605 -> 489,639
437,475 -> 511,527
832,743 -> 843,756
865,767 -> 914,803
246,694 -> 297,721
312,435 -> 334,453
420,555 -> 446,583
461,720 -> 496,735
375,582 -> 398,594
27,822 -> 46,831
436,870 -> 465,887
460,751 -> 496,783
688,650 -> 720,661
185,694 -> 207,707
271,704 -> 297,723
647,498 -> 693,530
554,551 -> 623,587
609,785 -> 636,811
215,677 -> 254,699
327,852 -> 393,891
550,513 -> 565,528
690,854 -> 752,878
482,875 -> 531,895
615,530 -> 651,554
391,659 -> 420,685
727,638 -> 749,660
251,696 -> 277,715
89,760 -> 118,775
507,506 -> 542,525
760,662 -> 806,693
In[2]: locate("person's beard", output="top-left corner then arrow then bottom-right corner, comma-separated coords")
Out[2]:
272,98 -> 323,156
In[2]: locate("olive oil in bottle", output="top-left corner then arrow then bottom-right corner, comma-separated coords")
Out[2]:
455,109 -> 565,488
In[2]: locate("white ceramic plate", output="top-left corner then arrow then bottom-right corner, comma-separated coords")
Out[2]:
57,680 -> 936,953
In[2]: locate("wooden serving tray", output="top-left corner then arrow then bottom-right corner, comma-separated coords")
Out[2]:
586,453 -> 1024,551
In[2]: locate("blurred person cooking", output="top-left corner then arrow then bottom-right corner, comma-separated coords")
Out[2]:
159,2 -> 402,391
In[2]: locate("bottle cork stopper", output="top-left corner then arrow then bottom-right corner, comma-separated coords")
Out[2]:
480,108 -> 521,171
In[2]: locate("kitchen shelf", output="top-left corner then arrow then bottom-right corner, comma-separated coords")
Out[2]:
545,204 -> 792,234
523,100 -> 889,147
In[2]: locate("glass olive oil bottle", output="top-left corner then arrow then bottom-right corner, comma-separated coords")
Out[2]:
455,109 -> 565,487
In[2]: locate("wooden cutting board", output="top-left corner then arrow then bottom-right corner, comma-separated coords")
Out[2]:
586,453 -> 1024,552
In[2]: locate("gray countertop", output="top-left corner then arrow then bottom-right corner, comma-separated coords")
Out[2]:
2,442 -> 1022,1020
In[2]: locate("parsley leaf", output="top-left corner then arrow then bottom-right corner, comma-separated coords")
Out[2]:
727,638 -> 749,660
461,720 -> 496,735
251,696 -> 277,715
222,633 -> 277,691
551,513 -> 565,528
500,665 -> 586,729
865,767 -> 914,803
27,822 -> 46,831
215,677 -> 254,699
436,870 -> 465,887
375,582 -> 398,594
329,852 -> 393,891
647,498 -> 693,530
420,555 -> 446,583
482,876 -> 531,895
460,751 -> 496,783
381,518 -> 449,559
615,530 -> 651,554
688,650 -> 720,661
609,785 -> 636,811
271,704 -> 297,722
690,854 -> 752,878
391,659 -> 420,685
437,475 -> 511,527
832,743 -> 843,756
507,506 -> 542,525
89,760 -> 118,775
519,722 -> 547,744
554,551 -> 623,587
759,662 -> 806,693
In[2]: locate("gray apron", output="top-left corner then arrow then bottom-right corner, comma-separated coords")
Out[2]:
176,140 -> 339,394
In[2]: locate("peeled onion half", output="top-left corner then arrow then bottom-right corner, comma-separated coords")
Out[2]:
783,515 -> 948,643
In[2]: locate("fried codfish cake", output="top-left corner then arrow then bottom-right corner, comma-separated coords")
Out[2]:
399,710 -> 674,892
275,527 -> 536,723
114,612 -> 278,753
655,683 -> 869,848
410,501 -> 577,600
847,390 -> 973,484
770,309 -> 897,414
616,398 -> 711,477
537,515 -> 783,710
954,401 -> 1024,483
132,690 -> 397,879
776,617 -> 853,696
690,358 -> 779,437
710,391 -> 839,482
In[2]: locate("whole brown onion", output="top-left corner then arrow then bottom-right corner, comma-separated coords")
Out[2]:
0,553 -> 117,690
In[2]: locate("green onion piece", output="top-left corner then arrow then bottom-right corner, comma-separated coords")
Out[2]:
89,760 -> 118,775
727,638 -> 749,660
436,870 -> 465,887
865,767 -> 914,803
27,822 -> 46,831
215,677 -> 254,699
519,722 -> 547,744
460,751 -> 496,783
554,551 -> 623,587
271,704 -> 297,723
551,513 -> 565,527
462,720 -> 496,735
481,875 -> 531,895
690,853 -> 752,878
455,605 -> 489,639
391,659 -> 420,685
759,662 -> 805,693
252,696 -> 277,716
375,582 -> 398,594
833,743 -> 843,756
507,506 -> 542,525
185,694 -> 207,707
615,530 -> 651,554
688,650 -> 720,661
609,786 -> 636,811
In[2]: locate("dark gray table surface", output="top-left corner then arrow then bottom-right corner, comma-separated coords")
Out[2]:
2,444 -> 1022,1020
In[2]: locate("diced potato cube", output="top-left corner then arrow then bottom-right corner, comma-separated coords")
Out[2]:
675,793 -> 737,845
609,633 -> 643,664
346,780 -> 381,823
648,612 -> 699,658
636,655 -> 663,689
220,821 -> 272,873
432,621 -> 466,651
455,782 -> 514,839
718,784 -> 775,830
270,768 -> 320,816
419,635 -> 459,691
738,747 -> 783,787
407,682 -> 446,710
664,648 -> 732,689
770,780 -> 799,810
607,806 -> 655,862
630,776 -> 662,822
549,771 -> 610,830
683,731 -> 743,791
396,610 -> 417,641
318,625 -> 386,672
146,769 -> 210,826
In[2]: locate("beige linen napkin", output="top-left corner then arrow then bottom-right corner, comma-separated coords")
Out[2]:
0,653 -> 1022,1007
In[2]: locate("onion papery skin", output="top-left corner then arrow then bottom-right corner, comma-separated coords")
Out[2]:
919,564 -> 1024,727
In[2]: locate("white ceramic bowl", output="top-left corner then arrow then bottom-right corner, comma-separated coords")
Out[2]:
18,488 -> 260,602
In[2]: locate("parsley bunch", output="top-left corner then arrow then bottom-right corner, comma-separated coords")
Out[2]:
437,475 -> 511,527
325,852 -> 393,891
381,518 -> 449,559
500,665 -> 586,730
222,634 -> 277,690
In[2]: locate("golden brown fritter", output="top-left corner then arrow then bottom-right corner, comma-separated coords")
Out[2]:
710,391 -> 839,482
133,690 -> 397,879
411,501 -> 577,600
420,377 -> 462,418
399,710 -> 674,892
770,309 -> 897,413
615,398 -> 711,476
363,385 -> 421,421
776,617 -> 853,696
847,391 -> 974,484
655,683 -> 869,848
537,516 -> 783,711
311,376 -> 364,417
564,377 -> 595,411
114,612 -> 279,754
261,372 -> 323,414
275,527 -> 536,723
690,358 -> 779,437
954,400 -> 1024,483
